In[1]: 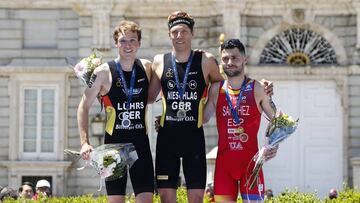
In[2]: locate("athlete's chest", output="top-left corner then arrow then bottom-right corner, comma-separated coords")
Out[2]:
217,85 -> 258,119
162,65 -> 203,90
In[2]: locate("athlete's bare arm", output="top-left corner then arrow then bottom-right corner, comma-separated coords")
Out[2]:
255,81 -> 275,119
77,64 -> 110,159
203,82 -> 220,124
148,54 -> 164,104
140,58 -> 152,82
254,81 -> 278,160
201,52 -> 224,85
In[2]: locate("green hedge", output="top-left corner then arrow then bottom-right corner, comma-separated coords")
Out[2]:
3,187 -> 360,203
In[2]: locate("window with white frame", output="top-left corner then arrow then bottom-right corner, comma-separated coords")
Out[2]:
21,86 -> 58,159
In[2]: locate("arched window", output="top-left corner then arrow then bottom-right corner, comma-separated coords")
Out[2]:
259,28 -> 337,66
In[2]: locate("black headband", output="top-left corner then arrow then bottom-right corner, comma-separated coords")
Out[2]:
168,17 -> 194,30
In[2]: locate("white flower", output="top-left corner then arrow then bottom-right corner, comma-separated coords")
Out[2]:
107,162 -> 117,171
91,58 -> 101,66
106,150 -> 117,157
114,154 -> 121,164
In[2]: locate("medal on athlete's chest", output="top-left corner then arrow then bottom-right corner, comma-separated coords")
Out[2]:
224,78 -> 247,125
115,59 -> 136,128
171,51 -> 194,119
121,116 -> 131,128
176,108 -> 187,119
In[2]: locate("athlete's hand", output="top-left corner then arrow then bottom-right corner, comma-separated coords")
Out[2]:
80,143 -> 93,160
264,145 -> 278,161
154,115 -> 161,133
260,79 -> 273,96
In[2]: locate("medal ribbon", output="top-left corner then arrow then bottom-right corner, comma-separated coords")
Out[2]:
224,77 -> 247,125
115,60 -> 136,110
171,51 -> 194,101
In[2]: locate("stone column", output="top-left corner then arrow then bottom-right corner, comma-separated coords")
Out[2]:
351,157 -> 360,187
86,1 -> 115,51
68,0 -> 115,51
352,1 -> 360,49
221,0 -> 245,39
91,10 -> 111,50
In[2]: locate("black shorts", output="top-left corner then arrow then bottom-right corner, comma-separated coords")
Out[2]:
105,135 -> 154,196
155,127 -> 206,189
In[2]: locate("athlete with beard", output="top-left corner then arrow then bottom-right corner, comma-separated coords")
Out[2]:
148,11 -> 274,203
203,39 -> 278,203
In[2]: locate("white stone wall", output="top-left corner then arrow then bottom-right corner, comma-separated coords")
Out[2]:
0,9 -> 79,66
315,15 -> 357,64
349,75 -> 360,186
244,15 -> 283,55
66,76 -> 108,195
0,77 -> 9,160
0,77 -> 9,185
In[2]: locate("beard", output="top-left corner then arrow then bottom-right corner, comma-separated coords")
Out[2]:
223,65 -> 241,77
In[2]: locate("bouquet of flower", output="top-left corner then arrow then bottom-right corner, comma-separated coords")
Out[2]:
65,143 -> 138,191
66,51 -> 102,88
245,112 -> 298,189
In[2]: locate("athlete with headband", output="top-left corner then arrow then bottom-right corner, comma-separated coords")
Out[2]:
148,11 -> 273,203
203,39 -> 278,203
148,11 -> 221,203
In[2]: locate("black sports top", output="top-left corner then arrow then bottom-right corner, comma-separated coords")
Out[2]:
102,59 -> 149,143
159,51 -> 207,129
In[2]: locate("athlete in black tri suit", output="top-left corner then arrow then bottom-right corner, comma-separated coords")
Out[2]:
156,50 -> 207,187
78,20 -> 154,203
148,11 -> 223,203
102,58 -> 154,197
148,11 -> 274,203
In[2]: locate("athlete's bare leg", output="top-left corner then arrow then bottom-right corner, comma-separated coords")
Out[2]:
135,192 -> 153,203
158,188 -> 177,203
187,189 -> 205,203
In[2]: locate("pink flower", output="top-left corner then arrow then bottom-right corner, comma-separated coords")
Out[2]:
74,60 -> 88,77
71,52 -> 103,87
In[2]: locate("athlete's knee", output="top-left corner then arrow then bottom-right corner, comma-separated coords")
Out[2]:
108,195 -> 125,203
135,192 -> 153,203
187,189 -> 205,203
158,189 -> 176,203
188,195 -> 203,203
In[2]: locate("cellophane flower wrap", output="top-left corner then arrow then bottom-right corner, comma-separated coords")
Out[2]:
72,51 -> 102,87
65,143 -> 138,191
245,112 -> 298,189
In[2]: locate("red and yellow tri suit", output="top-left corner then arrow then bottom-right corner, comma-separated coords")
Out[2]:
214,78 -> 264,201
